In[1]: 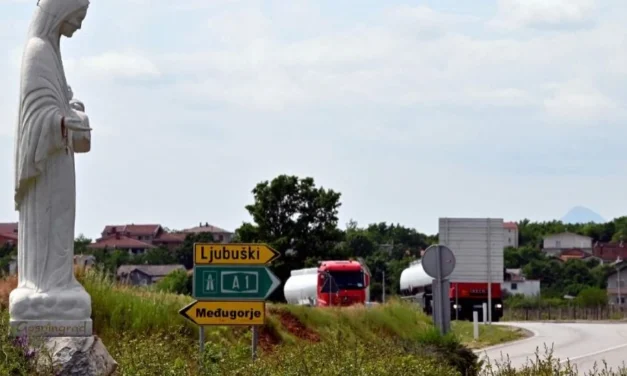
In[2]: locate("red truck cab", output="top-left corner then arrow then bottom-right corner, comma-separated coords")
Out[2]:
317,260 -> 370,306
450,282 -> 503,322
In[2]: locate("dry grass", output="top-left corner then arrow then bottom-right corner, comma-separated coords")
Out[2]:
0,273 -> 17,309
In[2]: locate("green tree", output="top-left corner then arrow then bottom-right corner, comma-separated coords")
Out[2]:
74,234 -> 92,255
173,232 -> 214,269
89,249 -> 131,276
523,259 -> 563,289
0,243 -> 16,275
575,286 -> 607,307
135,247 -> 178,265
155,269 -> 191,295
562,259 -> 595,287
504,246 -> 545,268
236,175 -> 343,301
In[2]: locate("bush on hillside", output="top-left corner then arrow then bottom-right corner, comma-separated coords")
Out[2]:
154,269 -> 191,295
576,287 -> 608,307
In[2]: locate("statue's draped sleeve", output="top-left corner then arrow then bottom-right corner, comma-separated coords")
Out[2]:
14,38 -> 68,207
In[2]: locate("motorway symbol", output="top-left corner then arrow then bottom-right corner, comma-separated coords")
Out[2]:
193,265 -> 281,300
179,300 -> 266,326
194,243 -> 280,265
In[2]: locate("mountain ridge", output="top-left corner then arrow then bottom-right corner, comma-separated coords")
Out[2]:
561,206 -> 605,224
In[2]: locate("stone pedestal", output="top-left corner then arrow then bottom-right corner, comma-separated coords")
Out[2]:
35,336 -> 117,376
10,319 -> 92,337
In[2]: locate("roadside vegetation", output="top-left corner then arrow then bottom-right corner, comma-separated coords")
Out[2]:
479,344 -> 627,376
0,268 -> 528,375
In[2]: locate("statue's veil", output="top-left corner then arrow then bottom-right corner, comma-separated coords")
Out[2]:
13,0 -> 89,208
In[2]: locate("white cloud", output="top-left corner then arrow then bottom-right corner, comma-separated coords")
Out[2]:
491,0 -> 598,30
65,52 -> 161,79
2,1 -> 627,238
144,4 -> 622,123
543,80 -> 622,123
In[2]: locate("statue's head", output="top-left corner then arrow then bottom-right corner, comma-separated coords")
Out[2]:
35,0 -> 90,39
59,6 -> 87,37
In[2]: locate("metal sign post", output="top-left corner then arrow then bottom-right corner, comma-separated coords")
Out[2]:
421,244 -> 456,335
252,326 -> 258,361
486,219 -> 493,324
199,326 -> 205,370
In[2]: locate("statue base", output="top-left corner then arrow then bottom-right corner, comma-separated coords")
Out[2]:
35,336 -> 117,376
9,319 -> 92,337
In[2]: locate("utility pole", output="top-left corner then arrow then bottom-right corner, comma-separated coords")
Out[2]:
382,270 -> 386,303
616,256 -> 623,309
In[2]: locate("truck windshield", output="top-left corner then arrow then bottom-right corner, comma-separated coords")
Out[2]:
321,271 -> 364,292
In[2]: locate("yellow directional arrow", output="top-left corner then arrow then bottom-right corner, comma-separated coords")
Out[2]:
194,243 -> 280,265
179,300 -> 266,326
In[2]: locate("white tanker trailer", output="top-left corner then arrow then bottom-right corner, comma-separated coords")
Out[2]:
399,260 -> 434,314
283,268 -> 318,306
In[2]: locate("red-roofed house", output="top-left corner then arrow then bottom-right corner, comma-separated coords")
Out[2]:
558,248 -> 588,262
92,223 -> 186,252
151,232 -> 187,249
180,222 -> 234,243
503,221 -> 519,248
88,233 -> 156,255
593,242 -> 627,263
89,222 -> 234,255
100,224 -> 164,243
0,222 -> 18,248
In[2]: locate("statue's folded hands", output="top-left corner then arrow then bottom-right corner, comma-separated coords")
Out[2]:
63,113 -> 91,132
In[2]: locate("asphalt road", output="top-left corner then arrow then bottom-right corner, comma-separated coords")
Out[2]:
475,322 -> 627,374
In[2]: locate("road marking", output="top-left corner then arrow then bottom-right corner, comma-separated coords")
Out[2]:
559,342 -> 627,364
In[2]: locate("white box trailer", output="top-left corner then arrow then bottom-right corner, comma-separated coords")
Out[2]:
438,218 -> 504,283
438,218 -> 505,323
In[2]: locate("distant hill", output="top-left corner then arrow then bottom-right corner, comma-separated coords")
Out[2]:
561,206 -> 605,224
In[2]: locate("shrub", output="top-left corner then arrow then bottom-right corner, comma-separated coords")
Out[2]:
154,269 -> 191,295
576,287 -> 608,307
480,344 -> 627,376
0,313 -> 32,375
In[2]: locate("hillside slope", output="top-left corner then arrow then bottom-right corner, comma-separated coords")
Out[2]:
0,270 -> 525,375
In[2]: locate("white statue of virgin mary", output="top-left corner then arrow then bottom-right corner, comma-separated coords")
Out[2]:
10,0 -> 93,334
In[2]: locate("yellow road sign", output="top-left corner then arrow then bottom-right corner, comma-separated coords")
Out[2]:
194,243 -> 280,265
179,300 -> 266,326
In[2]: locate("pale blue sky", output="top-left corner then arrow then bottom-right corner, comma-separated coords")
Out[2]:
1,0 -> 625,238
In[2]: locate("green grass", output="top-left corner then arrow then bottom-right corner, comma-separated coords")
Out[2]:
81,268 -> 522,349
0,269 -> 530,375
453,322 -> 531,350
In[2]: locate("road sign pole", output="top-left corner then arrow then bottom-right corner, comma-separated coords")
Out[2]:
473,311 -> 479,340
251,326 -> 258,361
199,326 -> 205,370
435,245 -> 443,333
487,218 -> 493,325
422,244 -> 455,336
